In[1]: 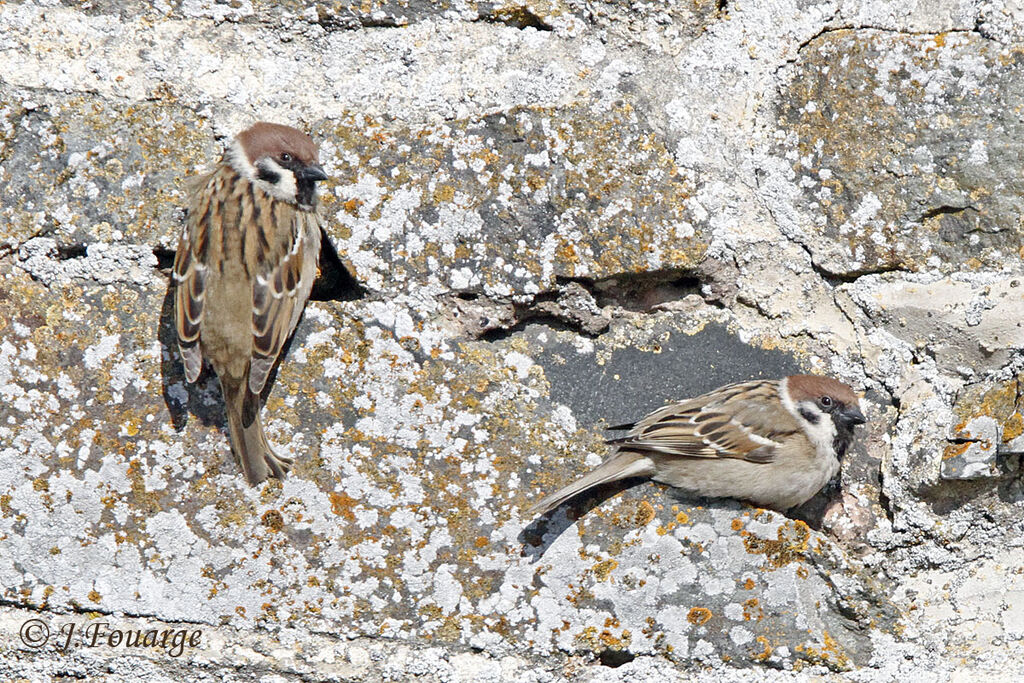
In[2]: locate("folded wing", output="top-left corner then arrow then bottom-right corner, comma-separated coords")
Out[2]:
607,380 -> 798,464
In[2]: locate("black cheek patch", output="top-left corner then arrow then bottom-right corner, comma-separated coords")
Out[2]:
798,406 -> 820,425
257,165 -> 281,184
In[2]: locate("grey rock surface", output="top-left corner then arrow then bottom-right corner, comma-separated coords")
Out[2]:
2,0 -> 1023,680
774,29 -> 1024,277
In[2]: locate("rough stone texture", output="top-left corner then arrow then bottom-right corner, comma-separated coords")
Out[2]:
2,0 -> 1024,680
774,29 -> 1024,277
316,104 -> 706,295
0,90 -> 215,250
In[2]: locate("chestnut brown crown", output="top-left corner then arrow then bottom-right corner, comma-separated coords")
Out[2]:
237,122 -> 320,167
786,374 -> 859,406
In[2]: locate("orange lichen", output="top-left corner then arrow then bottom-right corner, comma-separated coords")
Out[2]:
634,501 -> 656,526
261,509 -> 284,532
592,559 -> 618,582
329,491 -> 358,521
742,519 -> 811,569
742,597 -> 763,621
574,624 -> 633,651
687,607 -> 713,625
1005,412 -> 1024,442
753,635 -> 774,661
796,631 -> 852,670
950,378 -> 1022,447
941,442 -> 972,460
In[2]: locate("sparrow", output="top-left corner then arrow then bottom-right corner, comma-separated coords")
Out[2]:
172,122 -> 327,485
529,375 -> 867,515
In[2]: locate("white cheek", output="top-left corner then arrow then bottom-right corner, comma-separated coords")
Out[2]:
254,158 -> 298,203
802,410 -> 836,456
789,400 -> 837,459
227,139 -> 257,180
780,380 -> 836,458
226,142 -> 299,204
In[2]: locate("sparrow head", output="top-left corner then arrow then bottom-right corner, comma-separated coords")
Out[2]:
782,374 -> 867,459
229,122 -> 328,210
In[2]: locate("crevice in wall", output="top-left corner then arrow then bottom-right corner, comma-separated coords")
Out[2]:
309,3 -> 556,32
918,204 -> 975,222
808,255 -> 911,287
598,648 -> 636,668
477,311 -> 592,343
445,267 -> 724,342
778,21 -> 978,74
152,246 -> 176,272
357,16 -> 407,29
55,243 -> 88,260
309,229 -> 366,303
476,5 -> 554,31
588,269 -> 716,311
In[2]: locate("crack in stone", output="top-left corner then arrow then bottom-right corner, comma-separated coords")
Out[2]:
918,204 -> 976,222
308,5 -> 556,33
475,6 -> 554,32
809,260 -> 912,286
447,269 -> 716,342
779,21 -> 980,75
0,595 -> 212,627
152,246 -> 177,271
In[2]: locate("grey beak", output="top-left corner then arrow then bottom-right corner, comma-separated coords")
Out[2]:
297,164 -> 328,182
839,405 -> 867,427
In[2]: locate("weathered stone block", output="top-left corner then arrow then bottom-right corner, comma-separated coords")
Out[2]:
777,30 -> 1024,276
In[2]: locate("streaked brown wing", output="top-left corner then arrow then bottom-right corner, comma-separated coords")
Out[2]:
608,380 -> 797,464
246,196 -> 320,395
172,172 -> 216,383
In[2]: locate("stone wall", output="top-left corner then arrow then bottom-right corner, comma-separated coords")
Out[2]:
1,0 -> 1023,680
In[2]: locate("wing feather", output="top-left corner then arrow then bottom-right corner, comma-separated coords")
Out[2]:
247,202 -> 321,395
607,380 -> 799,464
173,172 -> 216,383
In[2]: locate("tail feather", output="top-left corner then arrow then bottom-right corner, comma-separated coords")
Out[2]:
222,378 -> 293,486
528,451 -> 655,517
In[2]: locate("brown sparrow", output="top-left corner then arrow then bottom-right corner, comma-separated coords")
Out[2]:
529,375 -> 867,515
172,122 -> 327,485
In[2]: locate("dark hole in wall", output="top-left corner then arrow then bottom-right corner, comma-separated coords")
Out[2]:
152,246 -> 176,271
55,243 -> 88,259
599,649 -> 636,667
309,227 -> 364,302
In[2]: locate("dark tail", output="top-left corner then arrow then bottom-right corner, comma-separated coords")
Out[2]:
221,378 -> 293,485
528,451 -> 654,517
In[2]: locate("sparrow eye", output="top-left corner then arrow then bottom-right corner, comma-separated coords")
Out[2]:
280,153 -> 293,163
819,396 -> 833,408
